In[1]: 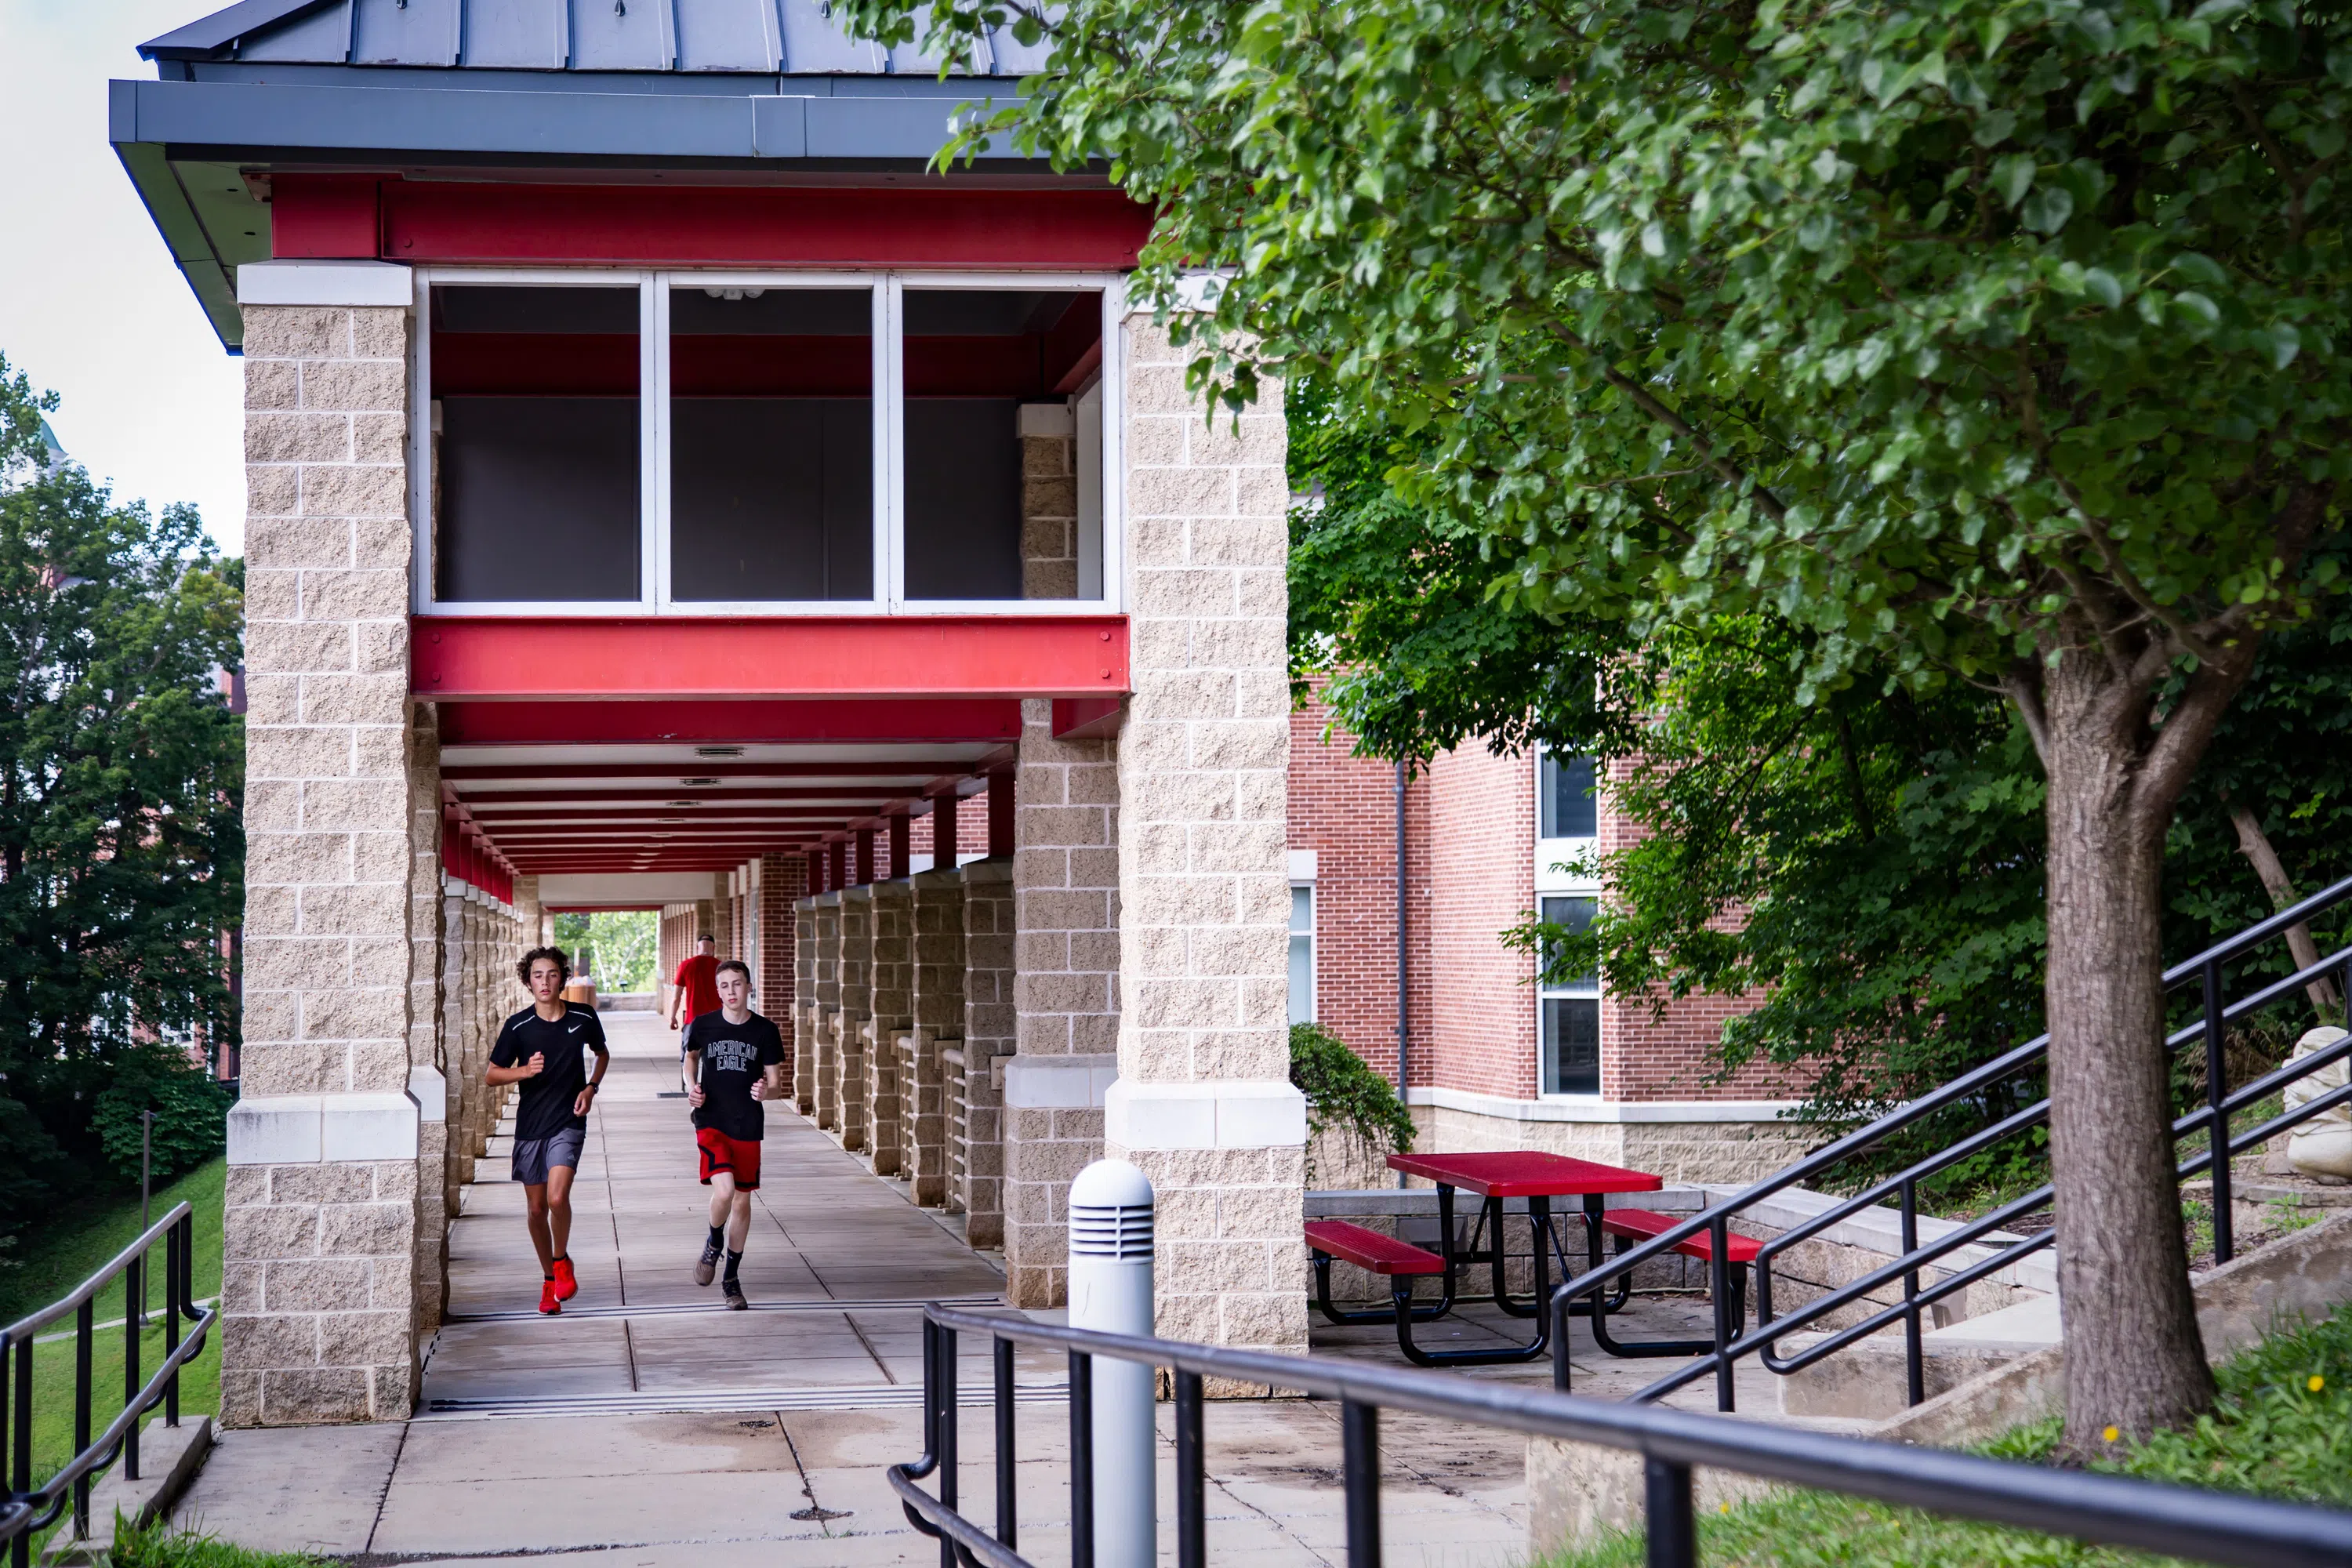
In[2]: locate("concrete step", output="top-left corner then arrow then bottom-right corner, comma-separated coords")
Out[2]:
1777,1292 -> 2060,1420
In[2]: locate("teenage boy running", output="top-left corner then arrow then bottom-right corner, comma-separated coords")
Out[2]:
668,934 -> 722,1033
486,946 -> 609,1315
681,959 -> 784,1309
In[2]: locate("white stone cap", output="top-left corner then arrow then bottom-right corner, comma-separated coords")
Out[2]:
1003,1053 -> 1117,1109
238,260 -> 413,308
1105,1078 -> 1306,1151
1287,849 -> 1318,881
1018,403 -> 1076,437
408,1066 -> 449,1123
227,1092 -> 419,1164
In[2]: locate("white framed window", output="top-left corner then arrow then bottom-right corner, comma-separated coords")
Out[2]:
410,268 -> 1125,617
1287,882 -> 1316,1025
1538,894 -> 1600,1095
1534,749 -> 1602,1095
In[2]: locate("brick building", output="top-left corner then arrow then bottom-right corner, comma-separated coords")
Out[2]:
114,0 -> 1797,1428
1287,692 -> 1807,1185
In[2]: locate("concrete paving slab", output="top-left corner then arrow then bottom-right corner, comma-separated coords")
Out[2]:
170,1424 -> 403,1554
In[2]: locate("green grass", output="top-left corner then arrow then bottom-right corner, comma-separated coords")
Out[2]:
0,1159 -> 225,1331
113,1513 -> 322,1568
3,1160 -> 224,1561
1542,1304 -> 2352,1567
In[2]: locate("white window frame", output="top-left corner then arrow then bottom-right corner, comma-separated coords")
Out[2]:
409,267 -> 1128,618
1287,879 -> 1316,1026
1534,747 -> 1603,1098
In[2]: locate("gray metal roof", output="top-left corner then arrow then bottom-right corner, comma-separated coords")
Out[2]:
140,0 -> 1051,77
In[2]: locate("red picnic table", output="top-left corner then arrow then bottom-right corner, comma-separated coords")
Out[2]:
1305,1150 -> 1664,1367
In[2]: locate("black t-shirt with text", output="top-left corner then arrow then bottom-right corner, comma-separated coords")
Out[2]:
682,1009 -> 786,1142
490,1004 -> 609,1142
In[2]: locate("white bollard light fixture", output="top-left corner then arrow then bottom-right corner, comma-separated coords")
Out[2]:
1068,1157 -> 1156,1568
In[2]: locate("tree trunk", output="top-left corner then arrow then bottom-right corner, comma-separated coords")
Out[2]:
2041,643 -> 2216,1457
2227,804 -> 2343,1018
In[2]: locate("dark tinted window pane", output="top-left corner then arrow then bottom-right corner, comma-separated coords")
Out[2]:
1539,895 -> 1598,988
902,288 -> 1102,601
669,286 -> 872,602
431,285 -> 639,602
1544,999 -> 1600,1094
1541,753 -> 1597,837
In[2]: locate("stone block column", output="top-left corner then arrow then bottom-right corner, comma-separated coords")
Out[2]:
905,869 -> 967,1207
227,263 -> 431,1426
405,711 -> 447,1340
812,893 -> 843,1130
1104,311 -> 1307,1359
864,878 -> 914,1174
1003,702 -> 1122,1307
837,886 -> 873,1150
956,859 -> 1016,1247
793,891 -> 818,1113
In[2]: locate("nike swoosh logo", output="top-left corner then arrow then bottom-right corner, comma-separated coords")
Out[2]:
567,1022 -> 586,1033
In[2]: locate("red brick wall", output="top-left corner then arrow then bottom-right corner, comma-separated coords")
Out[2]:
909,797 -> 992,864
757,854 -> 805,1073
1421,742 -> 1540,1098
1287,695 -> 1795,1105
1287,692 -> 1410,1083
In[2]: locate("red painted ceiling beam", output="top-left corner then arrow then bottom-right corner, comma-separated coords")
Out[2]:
472,807 -> 863,822
441,760 -> 985,782
350,180 -> 1155,269
435,699 -> 1024,747
453,787 -> 913,806
415,618 -> 1127,702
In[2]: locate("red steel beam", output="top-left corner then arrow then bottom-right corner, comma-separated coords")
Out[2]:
440,761 -> 987,782
470,807 -> 863,822
447,786 -> 914,805
414,618 -> 1128,702
435,699 -> 1023,747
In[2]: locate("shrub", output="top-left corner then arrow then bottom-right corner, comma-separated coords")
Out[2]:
90,1047 -> 231,1186
1289,1023 -> 1414,1185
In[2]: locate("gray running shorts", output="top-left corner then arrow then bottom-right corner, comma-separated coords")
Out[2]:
510,1127 -> 586,1186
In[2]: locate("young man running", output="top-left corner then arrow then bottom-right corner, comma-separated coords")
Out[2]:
668,933 -> 722,1033
486,946 -> 609,1315
681,959 -> 784,1309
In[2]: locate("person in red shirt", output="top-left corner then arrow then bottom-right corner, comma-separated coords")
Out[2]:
669,934 -> 723,1032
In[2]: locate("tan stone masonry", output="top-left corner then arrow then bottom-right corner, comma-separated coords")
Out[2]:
956,858 -> 1015,1247
1103,310 -> 1306,1358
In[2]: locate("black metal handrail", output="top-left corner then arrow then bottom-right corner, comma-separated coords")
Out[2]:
1548,871 -> 2352,1411
0,1201 -> 216,1568
892,1301 -> 2352,1568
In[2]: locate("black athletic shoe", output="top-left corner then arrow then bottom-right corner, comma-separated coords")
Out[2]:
695,1241 -> 720,1287
722,1277 -> 749,1310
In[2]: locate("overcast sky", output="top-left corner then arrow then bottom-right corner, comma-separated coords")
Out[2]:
0,2 -> 245,554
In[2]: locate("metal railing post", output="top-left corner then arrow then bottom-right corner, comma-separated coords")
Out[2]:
993,1335 -> 1016,1551
1708,1217 -> 1733,1413
1175,1370 -> 1205,1568
1900,1177 -> 1925,1408
2205,956 -> 2234,1263
936,1327 -> 958,1568
1068,1351 -> 1094,1568
124,1250 -> 141,1482
72,1299 -> 93,1541
1642,1457 -> 1696,1568
11,1330 -> 29,1568
1341,1399 -> 1381,1568
164,1220 -> 182,1427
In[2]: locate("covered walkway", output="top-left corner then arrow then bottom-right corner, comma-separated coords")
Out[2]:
425,1011 -> 1009,1414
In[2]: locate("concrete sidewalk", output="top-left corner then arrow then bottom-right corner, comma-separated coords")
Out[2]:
172,1013 -> 1529,1566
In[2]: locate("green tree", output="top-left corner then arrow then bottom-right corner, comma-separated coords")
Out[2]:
842,0 -> 2352,1445
0,354 -> 244,1238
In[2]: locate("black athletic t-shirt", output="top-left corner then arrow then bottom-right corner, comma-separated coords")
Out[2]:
682,1009 -> 786,1142
490,1004 -> 609,1142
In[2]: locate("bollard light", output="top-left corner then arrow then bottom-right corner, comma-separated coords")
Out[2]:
1068,1157 -> 1156,1568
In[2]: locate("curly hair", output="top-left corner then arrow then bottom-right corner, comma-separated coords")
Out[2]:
516,946 -> 573,987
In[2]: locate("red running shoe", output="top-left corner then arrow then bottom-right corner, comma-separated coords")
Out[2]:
538,1277 -> 562,1316
552,1257 -> 578,1301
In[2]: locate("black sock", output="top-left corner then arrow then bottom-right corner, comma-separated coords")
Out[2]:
724,1249 -> 743,1285
706,1225 -> 725,1251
